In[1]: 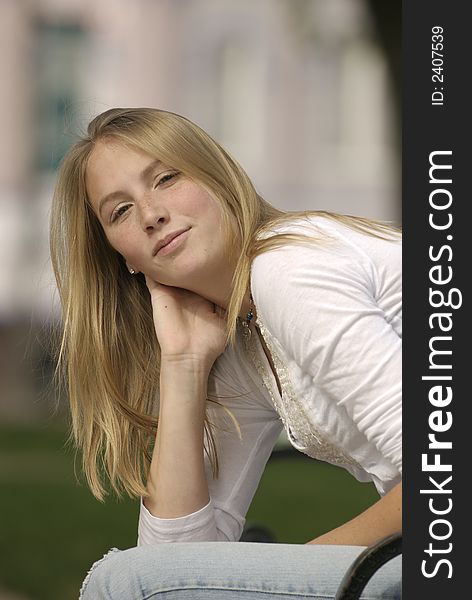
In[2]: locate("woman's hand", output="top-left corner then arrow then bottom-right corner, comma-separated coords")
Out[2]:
145,276 -> 227,369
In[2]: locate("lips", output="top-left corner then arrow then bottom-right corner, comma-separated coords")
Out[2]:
153,228 -> 191,256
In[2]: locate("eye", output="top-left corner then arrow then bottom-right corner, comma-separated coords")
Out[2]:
154,171 -> 180,188
110,203 -> 131,223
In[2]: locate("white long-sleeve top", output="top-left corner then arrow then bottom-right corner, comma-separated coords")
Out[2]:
138,215 -> 402,545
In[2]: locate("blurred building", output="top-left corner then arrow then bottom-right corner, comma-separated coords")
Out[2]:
0,0 -> 400,418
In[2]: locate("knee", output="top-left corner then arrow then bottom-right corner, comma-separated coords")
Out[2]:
363,555 -> 402,600
79,548 -> 125,600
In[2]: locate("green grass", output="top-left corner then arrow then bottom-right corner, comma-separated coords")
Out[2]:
0,425 -> 138,599
0,424 -> 378,599
246,455 -> 378,543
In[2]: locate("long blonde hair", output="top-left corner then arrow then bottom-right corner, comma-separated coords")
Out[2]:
50,107 -> 400,500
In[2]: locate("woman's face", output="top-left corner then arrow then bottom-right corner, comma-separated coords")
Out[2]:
86,139 -> 229,288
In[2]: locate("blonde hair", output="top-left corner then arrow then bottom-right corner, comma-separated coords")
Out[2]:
50,107 -> 400,500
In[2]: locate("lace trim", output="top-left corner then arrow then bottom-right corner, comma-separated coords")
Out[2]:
239,318 -> 360,469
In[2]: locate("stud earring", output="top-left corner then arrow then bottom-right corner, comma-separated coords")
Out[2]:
129,268 -> 136,275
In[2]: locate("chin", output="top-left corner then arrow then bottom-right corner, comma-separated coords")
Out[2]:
149,252 -> 207,286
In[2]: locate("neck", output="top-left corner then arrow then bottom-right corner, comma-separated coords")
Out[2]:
166,241 -> 257,321
181,269 -> 253,322
204,286 -> 253,322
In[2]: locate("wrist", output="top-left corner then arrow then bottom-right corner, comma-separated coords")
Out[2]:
160,354 -> 213,374
159,357 -> 211,402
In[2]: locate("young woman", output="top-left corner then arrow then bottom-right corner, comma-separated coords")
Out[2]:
50,107 -> 401,599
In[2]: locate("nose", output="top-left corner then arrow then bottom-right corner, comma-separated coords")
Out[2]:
138,193 -> 168,232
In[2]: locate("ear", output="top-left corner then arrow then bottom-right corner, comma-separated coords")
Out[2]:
126,263 -> 139,275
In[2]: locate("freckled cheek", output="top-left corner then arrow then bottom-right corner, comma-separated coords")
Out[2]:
107,233 -> 143,265
177,193 -> 209,216
177,184 -> 221,218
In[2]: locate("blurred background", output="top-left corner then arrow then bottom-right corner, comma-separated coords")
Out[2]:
0,0 -> 400,598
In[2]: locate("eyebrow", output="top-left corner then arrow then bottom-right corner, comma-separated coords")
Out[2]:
97,159 -> 165,216
141,159 -> 165,184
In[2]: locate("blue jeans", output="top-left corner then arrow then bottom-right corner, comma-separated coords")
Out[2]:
79,542 -> 401,599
